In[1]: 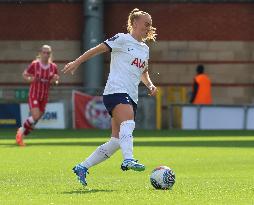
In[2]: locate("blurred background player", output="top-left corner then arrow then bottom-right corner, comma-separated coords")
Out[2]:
190,65 -> 212,104
16,45 -> 59,146
62,8 -> 157,186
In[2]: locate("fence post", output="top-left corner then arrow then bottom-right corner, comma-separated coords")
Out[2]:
197,105 -> 201,130
168,104 -> 174,129
243,106 -> 248,130
156,87 -> 162,130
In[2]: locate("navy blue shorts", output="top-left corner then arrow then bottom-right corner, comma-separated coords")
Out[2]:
103,93 -> 137,118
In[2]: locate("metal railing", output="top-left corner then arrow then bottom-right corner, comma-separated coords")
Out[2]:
168,104 -> 254,130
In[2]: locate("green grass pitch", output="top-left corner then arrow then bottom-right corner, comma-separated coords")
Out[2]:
0,129 -> 254,205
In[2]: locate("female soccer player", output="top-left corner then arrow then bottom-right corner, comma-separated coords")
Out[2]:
16,45 -> 59,146
62,8 -> 157,186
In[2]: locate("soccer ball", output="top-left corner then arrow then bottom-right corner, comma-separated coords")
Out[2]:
150,166 -> 176,190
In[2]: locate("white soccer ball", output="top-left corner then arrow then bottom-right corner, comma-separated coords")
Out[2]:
150,166 -> 176,190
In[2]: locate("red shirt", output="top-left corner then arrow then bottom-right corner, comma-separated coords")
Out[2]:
26,60 -> 58,100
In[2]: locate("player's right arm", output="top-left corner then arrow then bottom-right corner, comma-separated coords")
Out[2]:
23,62 -> 36,82
62,43 -> 109,75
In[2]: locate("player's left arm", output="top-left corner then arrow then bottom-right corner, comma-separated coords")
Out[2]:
50,74 -> 60,84
50,65 -> 60,85
141,69 -> 157,96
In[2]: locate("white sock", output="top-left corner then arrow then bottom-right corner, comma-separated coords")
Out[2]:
28,116 -> 38,126
19,127 -> 25,134
81,137 -> 120,169
119,120 -> 135,160
28,116 -> 35,124
20,116 -> 35,135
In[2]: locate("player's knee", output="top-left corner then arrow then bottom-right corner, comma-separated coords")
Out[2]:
113,116 -> 134,130
32,113 -> 41,121
113,104 -> 134,122
33,115 -> 40,121
111,127 -> 120,138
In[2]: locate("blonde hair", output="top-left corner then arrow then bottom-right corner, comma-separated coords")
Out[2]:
36,45 -> 53,63
127,8 -> 157,42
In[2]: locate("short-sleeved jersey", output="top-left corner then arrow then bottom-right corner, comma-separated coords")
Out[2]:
25,60 -> 58,100
103,33 -> 149,104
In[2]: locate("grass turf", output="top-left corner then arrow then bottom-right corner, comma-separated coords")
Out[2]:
0,129 -> 254,205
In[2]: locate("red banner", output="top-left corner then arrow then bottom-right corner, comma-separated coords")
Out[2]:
72,91 -> 111,129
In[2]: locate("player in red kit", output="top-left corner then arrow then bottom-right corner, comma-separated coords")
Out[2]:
16,45 -> 59,146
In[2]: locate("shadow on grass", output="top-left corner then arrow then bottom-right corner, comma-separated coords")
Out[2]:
1,140 -> 254,148
61,188 -> 114,194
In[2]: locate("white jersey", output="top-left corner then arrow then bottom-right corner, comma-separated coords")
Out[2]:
103,33 -> 149,104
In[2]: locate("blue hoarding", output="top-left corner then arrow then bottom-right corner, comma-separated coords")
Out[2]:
0,104 -> 21,128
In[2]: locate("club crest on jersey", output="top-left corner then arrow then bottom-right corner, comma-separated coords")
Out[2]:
108,35 -> 119,41
131,58 -> 146,69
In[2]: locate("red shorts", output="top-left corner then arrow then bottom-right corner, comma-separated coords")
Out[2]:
28,97 -> 47,113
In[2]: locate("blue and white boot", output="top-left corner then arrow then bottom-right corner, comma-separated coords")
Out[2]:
121,159 -> 145,171
72,164 -> 89,186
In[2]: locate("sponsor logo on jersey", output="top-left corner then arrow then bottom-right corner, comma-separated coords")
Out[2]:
40,78 -> 50,83
131,58 -> 146,69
